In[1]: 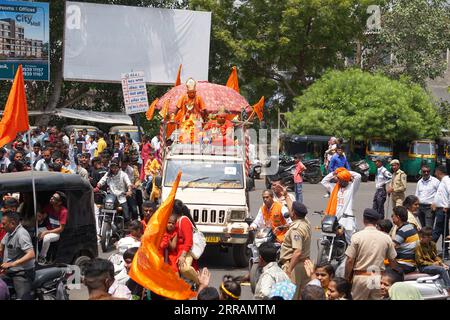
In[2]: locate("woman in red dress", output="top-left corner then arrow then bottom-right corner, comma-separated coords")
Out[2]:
139,135 -> 153,181
171,199 -> 199,286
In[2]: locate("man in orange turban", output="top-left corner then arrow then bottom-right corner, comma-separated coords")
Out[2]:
175,78 -> 207,123
321,167 -> 362,244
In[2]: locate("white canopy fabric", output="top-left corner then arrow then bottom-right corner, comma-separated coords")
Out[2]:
0,108 -> 134,125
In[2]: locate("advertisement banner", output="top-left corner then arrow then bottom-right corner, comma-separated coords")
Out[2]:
0,0 -> 49,81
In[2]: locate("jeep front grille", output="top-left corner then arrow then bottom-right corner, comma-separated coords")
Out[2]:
192,209 -> 227,224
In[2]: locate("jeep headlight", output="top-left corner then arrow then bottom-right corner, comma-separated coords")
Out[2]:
230,210 -> 246,221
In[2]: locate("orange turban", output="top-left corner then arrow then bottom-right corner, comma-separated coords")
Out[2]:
325,168 -> 352,216
335,167 -> 351,182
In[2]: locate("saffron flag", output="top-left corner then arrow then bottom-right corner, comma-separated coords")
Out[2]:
226,66 -> 239,93
146,98 -> 158,120
0,65 -> 29,147
129,171 -> 196,300
252,96 -> 265,121
159,99 -> 170,119
175,64 -> 182,86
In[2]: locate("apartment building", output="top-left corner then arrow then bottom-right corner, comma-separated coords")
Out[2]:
0,18 -> 43,58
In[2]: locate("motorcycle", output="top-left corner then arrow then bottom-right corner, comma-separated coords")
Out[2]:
265,155 -> 323,190
313,211 -> 348,268
302,158 -> 323,184
350,160 -> 370,182
400,273 -> 449,300
6,265 -> 71,300
95,190 -> 127,253
248,227 -> 280,294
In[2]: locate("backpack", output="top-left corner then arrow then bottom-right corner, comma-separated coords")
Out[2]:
180,216 -> 206,260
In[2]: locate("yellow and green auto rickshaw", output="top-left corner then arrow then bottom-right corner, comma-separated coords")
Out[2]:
365,138 -> 394,175
401,140 -> 437,179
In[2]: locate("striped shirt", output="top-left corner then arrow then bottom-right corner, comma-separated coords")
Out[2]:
394,223 -> 419,267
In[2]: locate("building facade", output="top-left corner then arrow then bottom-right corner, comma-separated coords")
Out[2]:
0,18 -> 43,58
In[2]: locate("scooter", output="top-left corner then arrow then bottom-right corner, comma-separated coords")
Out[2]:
5,265 -> 71,300
313,211 -> 348,268
95,190 -> 126,253
403,273 -> 449,300
350,160 -> 370,182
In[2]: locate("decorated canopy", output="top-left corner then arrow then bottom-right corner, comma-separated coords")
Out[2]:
156,81 -> 251,114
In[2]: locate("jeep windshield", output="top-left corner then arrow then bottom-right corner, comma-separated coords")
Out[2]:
164,160 -> 244,189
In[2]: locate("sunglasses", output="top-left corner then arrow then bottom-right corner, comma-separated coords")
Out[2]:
422,171 -> 430,173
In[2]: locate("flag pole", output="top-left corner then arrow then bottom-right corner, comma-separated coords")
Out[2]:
28,129 -> 39,259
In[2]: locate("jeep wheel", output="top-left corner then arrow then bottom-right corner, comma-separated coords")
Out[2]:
233,244 -> 251,268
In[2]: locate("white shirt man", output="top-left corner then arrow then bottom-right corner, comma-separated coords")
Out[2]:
97,170 -> 132,204
254,261 -> 291,300
416,175 -> 440,205
321,171 -> 362,243
375,165 -> 392,189
433,175 -> 450,209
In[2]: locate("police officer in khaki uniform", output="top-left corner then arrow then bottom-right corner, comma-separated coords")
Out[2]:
279,201 -> 311,300
387,159 -> 407,208
344,208 -> 398,300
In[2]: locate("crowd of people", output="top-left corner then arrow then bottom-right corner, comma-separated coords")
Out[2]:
1,124 -> 450,300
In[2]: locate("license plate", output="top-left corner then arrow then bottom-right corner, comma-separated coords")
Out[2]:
206,236 -> 220,243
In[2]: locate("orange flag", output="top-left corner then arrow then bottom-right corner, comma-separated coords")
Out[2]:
159,99 -> 170,119
146,98 -> 158,121
226,66 -> 239,93
129,171 -> 196,300
0,65 -> 29,147
175,64 -> 182,86
252,96 -> 265,121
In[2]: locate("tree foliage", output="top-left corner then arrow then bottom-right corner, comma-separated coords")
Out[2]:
189,0 -> 380,111
286,69 -> 442,141
363,0 -> 450,87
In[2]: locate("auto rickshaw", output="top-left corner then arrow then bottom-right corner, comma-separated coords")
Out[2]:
0,172 -> 98,271
109,125 -> 143,143
365,138 -> 394,175
400,139 -> 437,179
64,125 -> 99,137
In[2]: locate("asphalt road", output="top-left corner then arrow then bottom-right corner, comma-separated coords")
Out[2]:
69,179 -> 418,300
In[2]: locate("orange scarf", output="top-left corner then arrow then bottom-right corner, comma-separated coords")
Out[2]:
324,168 -> 351,216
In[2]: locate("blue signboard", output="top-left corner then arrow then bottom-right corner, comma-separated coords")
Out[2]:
0,1 -> 49,81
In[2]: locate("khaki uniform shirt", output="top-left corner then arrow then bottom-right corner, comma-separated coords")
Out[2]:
390,169 -> 407,194
279,218 -> 311,265
345,226 -> 397,271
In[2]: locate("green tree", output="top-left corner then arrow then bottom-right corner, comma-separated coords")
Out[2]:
286,69 -> 442,141
189,0 -> 380,114
362,0 -> 450,87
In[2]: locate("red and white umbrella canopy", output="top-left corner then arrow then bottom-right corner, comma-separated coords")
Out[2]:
156,81 -> 251,114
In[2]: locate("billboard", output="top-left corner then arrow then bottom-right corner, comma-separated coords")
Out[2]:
63,1 -> 211,85
0,0 -> 49,81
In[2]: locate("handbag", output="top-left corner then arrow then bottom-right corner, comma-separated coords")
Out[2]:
181,216 -> 206,260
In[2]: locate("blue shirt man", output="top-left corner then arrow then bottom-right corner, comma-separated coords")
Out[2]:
328,145 -> 350,173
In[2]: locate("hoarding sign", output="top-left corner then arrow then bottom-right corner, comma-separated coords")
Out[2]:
0,1 -> 49,81
64,1 -> 211,84
121,71 -> 148,115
